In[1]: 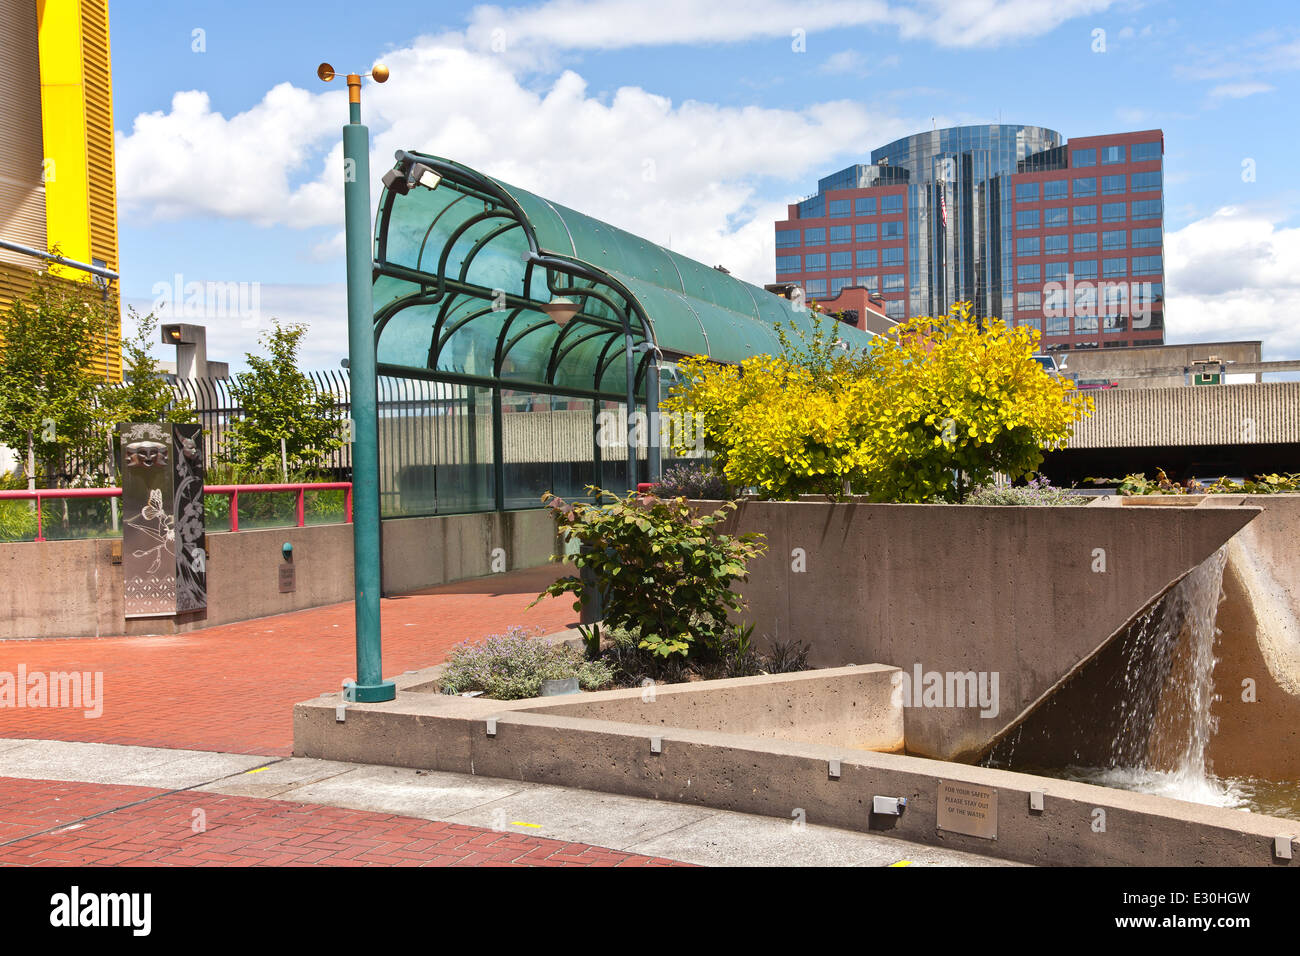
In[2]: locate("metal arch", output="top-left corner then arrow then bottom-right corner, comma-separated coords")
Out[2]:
547,327 -> 614,384
414,191 -> 474,276
496,318 -> 559,379
457,220 -> 524,286
489,307 -> 528,376
433,209 -> 518,290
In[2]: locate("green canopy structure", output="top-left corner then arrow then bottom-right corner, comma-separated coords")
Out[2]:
370,151 -> 874,512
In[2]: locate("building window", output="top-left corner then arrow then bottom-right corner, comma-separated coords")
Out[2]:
1016,183 -> 1040,202
830,251 -> 852,270
1100,145 -> 1125,165
1101,230 -> 1126,251
1017,264 -> 1041,284
855,223 -> 877,242
1043,180 -> 1068,200
1101,174 -> 1126,195
885,299 -> 905,319
881,220 -> 903,238
829,199 -> 852,218
1104,314 -> 1128,332
831,276 -> 853,294
1046,314 -> 1070,335
1131,199 -> 1162,220
1044,235 -> 1068,255
1131,227 -> 1161,248
829,225 -> 852,244
1017,291 -> 1042,309
1131,141 -> 1161,162
1101,282 -> 1128,311
804,227 -> 826,246
804,279 -> 828,296
805,253 -> 827,270
881,195 -> 904,214
857,275 -> 879,291
776,229 -> 800,248
1073,233 -> 1097,253
882,273 -> 905,291
1075,285 -> 1098,314
1130,170 -> 1161,192
1131,281 -> 1163,305
1073,205 -> 1097,226
775,255 -> 801,274
1044,287 -> 1067,313
880,246 -> 904,266
1076,314 -> 1100,333
1044,207 -> 1068,227
1072,148 -> 1096,168
1045,261 -> 1069,281
1132,254 -> 1163,275
855,197 -> 877,216
1018,317 -> 1043,333
1016,209 -> 1039,229
1102,202 -> 1126,223
1074,260 -> 1098,280
1102,258 -> 1127,278
1072,177 -> 1096,197
856,249 -> 877,269
1017,237 -> 1040,257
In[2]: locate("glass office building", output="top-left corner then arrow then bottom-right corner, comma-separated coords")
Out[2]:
775,125 -> 1165,350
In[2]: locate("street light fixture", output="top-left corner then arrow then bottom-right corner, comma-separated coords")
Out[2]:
318,59 -> 395,704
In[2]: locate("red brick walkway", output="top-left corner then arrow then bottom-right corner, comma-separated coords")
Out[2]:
0,566 -> 575,756
0,778 -> 684,867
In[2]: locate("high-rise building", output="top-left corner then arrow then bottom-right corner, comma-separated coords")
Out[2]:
0,0 -> 121,380
775,125 -> 1165,351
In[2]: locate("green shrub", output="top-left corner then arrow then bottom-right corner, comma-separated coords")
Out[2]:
439,627 -> 615,700
535,487 -> 766,660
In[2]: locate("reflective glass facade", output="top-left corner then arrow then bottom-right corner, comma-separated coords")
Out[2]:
775,125 -> 1166,349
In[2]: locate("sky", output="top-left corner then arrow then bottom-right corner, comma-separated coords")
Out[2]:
107,0 -> 1300,372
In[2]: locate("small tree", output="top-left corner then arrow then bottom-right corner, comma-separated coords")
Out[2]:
0,267 -> 112,486
223,319 -> 343,478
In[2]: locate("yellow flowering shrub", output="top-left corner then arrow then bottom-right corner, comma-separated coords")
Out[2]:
663,302 -> 1093,502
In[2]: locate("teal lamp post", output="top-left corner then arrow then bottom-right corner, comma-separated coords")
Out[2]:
318,60 -> 395,703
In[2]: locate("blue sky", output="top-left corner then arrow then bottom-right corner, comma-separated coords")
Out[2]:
107,0 -> 1300,369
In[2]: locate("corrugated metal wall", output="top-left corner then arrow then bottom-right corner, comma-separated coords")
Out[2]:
1069,382 -> 1300,449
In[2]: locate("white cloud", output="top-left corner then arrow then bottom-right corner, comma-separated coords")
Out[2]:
1207,82 -> 1276,101
1165,207 -> 1300,360
124,283 -> 349,374
465,0 -> 1115,53
820,50 -> 900,75
117,40 -> 921,288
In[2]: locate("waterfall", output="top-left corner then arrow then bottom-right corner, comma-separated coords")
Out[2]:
1071,546 -> 1244,807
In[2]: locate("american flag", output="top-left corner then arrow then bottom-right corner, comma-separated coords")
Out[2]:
940,187 -> 948,228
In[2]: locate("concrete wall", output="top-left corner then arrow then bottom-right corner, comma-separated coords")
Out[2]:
0,509 -> 560,640
293,688 -> 1297,867
708,499 -> 1257,762
510,664 -> 903,752
1063,340 -> 1261,389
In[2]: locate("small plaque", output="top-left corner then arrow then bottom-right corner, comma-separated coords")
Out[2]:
937,780 -> 997,840
278,564 -> 296,593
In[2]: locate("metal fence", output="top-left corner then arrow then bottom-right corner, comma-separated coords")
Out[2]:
30,371 -> 701,516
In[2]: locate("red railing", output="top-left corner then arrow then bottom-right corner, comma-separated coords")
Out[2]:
0,483 -> 353,541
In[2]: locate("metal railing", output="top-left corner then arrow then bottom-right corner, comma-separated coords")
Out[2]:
0,482 -> 352,541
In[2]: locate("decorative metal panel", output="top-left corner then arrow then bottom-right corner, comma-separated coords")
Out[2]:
120,423 -> 206,617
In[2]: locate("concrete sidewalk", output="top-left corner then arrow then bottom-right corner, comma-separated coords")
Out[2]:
0,740 -> 1018,867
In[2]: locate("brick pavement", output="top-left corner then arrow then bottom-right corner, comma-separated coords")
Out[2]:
0,777 -> 685,867
0,565 -> 575,756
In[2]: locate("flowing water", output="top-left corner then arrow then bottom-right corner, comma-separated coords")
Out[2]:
991,546 -> 1299,820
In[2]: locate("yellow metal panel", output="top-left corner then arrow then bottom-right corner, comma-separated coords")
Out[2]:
37,0 -> 92,269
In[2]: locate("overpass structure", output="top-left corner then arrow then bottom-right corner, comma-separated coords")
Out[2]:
1045,381 -> 1300,484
